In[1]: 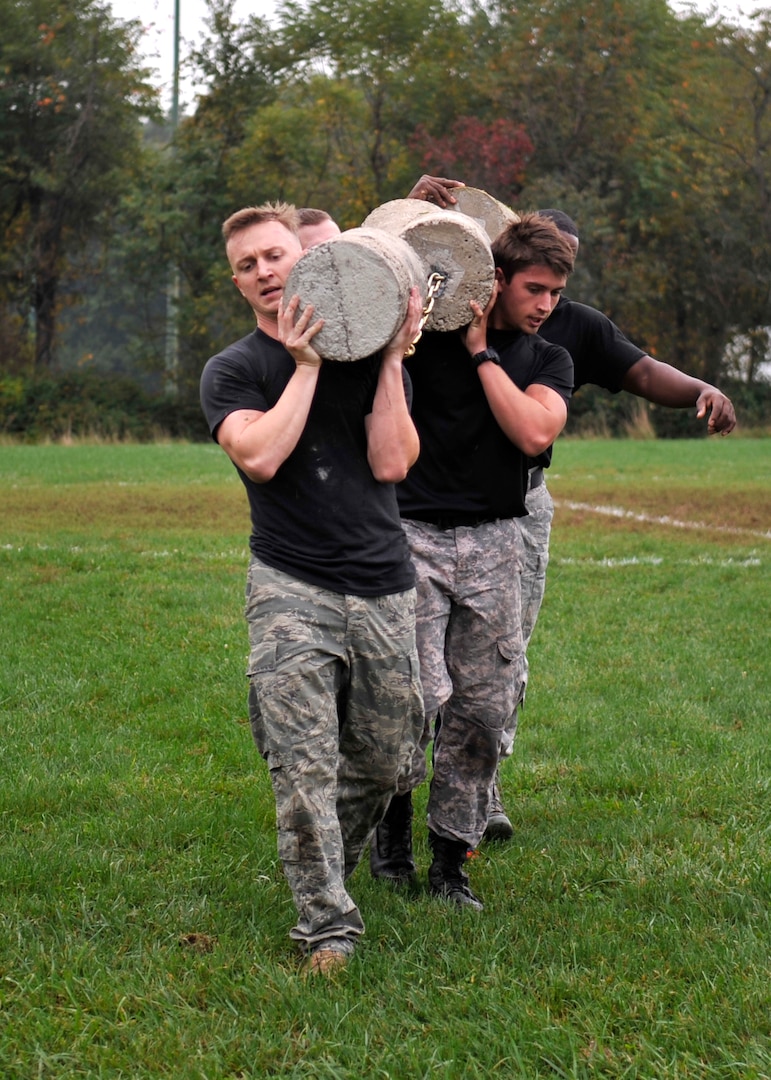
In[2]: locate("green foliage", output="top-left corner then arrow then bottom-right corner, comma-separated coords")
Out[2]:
2,0 -> 771,422
229,78 -> 377,223
0,371 -> 208,442
276,0 -> 470,201
0,0 -> 159,369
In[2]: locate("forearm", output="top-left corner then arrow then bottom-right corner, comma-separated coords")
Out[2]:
477,364 -> 567,456
622,355 -> 737,434
623,356 -> 707,406
366,355 -> 420,482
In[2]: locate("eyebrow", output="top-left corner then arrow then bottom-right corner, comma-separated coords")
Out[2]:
237,247 -> 286,267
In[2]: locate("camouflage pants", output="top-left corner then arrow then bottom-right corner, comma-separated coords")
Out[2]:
244,558 -> 423,954
401,518 -> 526,848
500,476 -> 554,756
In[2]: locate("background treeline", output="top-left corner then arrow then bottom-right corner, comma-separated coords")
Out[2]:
1,0 -> 770,441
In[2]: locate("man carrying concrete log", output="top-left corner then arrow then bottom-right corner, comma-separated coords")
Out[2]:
200,202 -> 425,975
369,213 -> 576,909
394,179 -> 736,845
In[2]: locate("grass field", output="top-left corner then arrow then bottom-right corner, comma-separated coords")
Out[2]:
1,437 -> 769,1079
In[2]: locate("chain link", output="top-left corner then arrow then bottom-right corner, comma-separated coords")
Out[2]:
404,272 -> 446,357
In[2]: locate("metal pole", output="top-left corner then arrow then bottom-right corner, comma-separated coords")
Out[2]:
164,0 -> 181,398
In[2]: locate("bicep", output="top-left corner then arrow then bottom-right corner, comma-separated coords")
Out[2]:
215,408 -> 265,458
525,384 -> 568,435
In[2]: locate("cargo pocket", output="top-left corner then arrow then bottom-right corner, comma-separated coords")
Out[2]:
496,634 -> 525,719
496,634 -> 522,665
246,642 -> 278,763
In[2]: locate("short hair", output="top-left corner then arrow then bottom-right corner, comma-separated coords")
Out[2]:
492,212 -> 576,283
297,207 -> 334,227
222,202 -> 299,244
536,208 -> 580,240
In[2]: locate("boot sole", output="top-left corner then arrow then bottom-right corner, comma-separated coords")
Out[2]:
429,884 -> 484,911
483,814 -> 514,843
371,868 -> 419,888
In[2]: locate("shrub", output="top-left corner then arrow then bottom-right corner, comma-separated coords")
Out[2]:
0,371 -> 209,442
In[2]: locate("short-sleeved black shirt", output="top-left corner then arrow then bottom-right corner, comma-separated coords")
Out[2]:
524,295 -> 648,468
200,328 -> 415,597
398,329 -> 573,525
539,295 -> 645,391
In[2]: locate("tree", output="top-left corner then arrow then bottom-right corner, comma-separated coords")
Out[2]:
229,77 -> 381,224
410,116 -> 534,204
0,0 -> 158,370
275,0 -> 471,204
673,11 -> 771,382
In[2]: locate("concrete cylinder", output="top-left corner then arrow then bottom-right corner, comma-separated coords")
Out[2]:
361,199 -> 495,331
284,227 -> 427,362
449,186 -> 519,243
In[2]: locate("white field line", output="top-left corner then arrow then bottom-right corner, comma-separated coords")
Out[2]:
2,542 -> 760,569
554,499 -> 771,542
555,555 -> 761,568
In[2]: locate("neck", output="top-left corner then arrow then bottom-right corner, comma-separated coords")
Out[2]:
489,311 -> 522,332
256,313 -> 280,340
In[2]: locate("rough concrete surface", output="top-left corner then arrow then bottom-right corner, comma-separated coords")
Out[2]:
448,186 -> 519,243
361,199 -> 495,331
284,227 -> 427,361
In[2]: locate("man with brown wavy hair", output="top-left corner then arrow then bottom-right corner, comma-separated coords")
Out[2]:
370,214 -> 575,910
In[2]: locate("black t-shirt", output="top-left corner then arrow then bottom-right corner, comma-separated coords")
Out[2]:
398,329 -> 573,525
200,328 -> 415,597
539,295 -> 646,391
526,295 -> 648,468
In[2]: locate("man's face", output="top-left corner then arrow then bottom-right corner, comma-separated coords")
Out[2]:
491,264 -> 566,334
299,219 -> 341,249
227,220 -> 303,325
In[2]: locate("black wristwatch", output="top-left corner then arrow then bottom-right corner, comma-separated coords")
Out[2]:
471,348 -> 501,369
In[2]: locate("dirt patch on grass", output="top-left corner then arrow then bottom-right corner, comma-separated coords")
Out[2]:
2,485 -> 248,535
551,484 -> 771,535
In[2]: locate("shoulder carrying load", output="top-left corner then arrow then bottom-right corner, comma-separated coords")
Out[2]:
361,199 -> 496,332
284,227 -> 426,362
447,186 -> 520,244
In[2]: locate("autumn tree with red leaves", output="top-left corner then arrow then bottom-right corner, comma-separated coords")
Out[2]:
410,118 -> 535,204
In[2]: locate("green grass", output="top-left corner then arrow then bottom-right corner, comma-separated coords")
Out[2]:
1,438 -> 770,1079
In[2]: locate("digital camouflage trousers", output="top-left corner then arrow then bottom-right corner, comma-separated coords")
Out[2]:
244,558 -> 424,954
500,476 -> 555,757
400,518 -> 527,848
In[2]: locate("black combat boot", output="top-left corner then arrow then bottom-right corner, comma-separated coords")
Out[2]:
369,792 -> 418,886
427,829 -> 484,910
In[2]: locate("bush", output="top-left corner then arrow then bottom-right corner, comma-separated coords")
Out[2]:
0,371 -> 209,442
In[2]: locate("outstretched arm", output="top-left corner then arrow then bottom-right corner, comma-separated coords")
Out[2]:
366,287 -> 422,482
215,297 -> 323,483
622,355 -> 736,435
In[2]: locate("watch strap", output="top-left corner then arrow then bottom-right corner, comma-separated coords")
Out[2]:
471,348 -> 501,369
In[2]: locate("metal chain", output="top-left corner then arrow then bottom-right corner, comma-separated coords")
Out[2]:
404,272 -> 446,357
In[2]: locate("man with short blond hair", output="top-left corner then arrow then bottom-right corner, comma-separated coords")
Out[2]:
201,201 -> 424,975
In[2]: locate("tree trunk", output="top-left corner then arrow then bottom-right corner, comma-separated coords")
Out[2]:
32,204 -> 64,370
